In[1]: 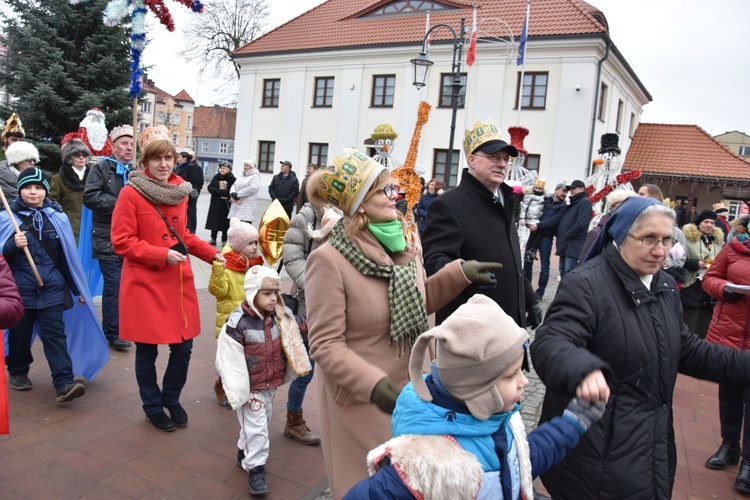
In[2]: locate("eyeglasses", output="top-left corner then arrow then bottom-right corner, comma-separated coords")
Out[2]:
472,153 -> 511,164
71,152 -> 87,158
382,184 -> 398,198
627,234 -> 673,249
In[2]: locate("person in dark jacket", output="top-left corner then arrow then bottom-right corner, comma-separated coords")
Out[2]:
555,179 -> 592,278
414,178 -> 443,233
49,138 -> 91,243
423,119 -> 541,330
175,151 -> 204,234
82,124 -> 134,351
531,196 -> 750,500
525,182 -> 567,298
205,163 -> 236,245
269,160 -> 299,218
714,203 -> 731,238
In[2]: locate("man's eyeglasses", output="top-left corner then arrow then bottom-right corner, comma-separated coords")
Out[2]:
472,153 -> 511,164
627,234 -> 673,249
382,185 -> 398,198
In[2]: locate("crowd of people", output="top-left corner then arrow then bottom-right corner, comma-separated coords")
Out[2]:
3,109 -> 750,500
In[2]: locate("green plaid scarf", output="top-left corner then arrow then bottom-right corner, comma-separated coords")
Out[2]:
329,220 -> 429,356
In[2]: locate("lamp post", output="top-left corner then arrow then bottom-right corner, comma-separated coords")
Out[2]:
411,18 -> 466,172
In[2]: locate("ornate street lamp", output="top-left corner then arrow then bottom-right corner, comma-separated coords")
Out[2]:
411,18 -> 466,172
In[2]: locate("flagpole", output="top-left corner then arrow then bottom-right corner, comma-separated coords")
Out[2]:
516,0 -> 531,126
462,5 -> 478,167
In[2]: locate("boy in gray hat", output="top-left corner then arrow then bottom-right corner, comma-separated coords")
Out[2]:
345,294 -> 605,499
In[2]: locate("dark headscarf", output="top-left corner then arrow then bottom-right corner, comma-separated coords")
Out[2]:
583,197 -> 659,263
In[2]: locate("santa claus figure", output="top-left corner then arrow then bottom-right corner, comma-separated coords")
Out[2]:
61,108 -> 113,158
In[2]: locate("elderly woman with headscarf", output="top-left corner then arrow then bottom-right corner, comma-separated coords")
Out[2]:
49,139 -> 91,243
304,148 -> 501,499
681,209 -> 724,337
227,159 -> 261,224
531,196 -> 750,500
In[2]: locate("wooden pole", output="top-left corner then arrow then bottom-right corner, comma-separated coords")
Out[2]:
0,188 -> 43,286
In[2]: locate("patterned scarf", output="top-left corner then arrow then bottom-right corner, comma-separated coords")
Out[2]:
329,219 -> 429,356
127,170 -> 192,206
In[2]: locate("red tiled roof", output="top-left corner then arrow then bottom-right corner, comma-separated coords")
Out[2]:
142,80 -> 174,103
192,106 -> 237,140
173,90 -> 195,103
623,123 -> 750,180
234,0 -> 608,56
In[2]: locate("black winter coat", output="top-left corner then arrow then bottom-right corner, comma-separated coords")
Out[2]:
531,243 -> 750,499
175,161 -> 204,192
555,191 -> 592,258
422,169 -> 535,326
83,157 -> 129,259
535,195 -> 567,238
205,172 -> 235,232
268,171 -> 299,216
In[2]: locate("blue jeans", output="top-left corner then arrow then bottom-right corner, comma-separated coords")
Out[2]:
135,340 -> 193,415
524,237 -> 553,296
7,304 -> 73,390
98,258 -> 122,342
559,255 -> 579,278
287,341 -> 315,412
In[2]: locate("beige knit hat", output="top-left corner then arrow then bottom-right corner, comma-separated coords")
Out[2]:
227,217 -> 259,253
244,265 -> 282,318
408,294 -> 529,420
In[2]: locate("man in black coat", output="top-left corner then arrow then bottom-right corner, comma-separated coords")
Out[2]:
555,180 -> 592,278
269,160 -> 299,218
525,182 -> 568,298
422,119 -> 541,330
175,151 -> 204,234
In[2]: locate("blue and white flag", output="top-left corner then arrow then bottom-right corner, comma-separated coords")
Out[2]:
517,17 -> 528,66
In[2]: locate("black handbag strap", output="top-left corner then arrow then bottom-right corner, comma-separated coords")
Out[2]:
152,203 -> 186,247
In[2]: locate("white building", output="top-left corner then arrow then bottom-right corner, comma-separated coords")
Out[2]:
232,0 -> 651,190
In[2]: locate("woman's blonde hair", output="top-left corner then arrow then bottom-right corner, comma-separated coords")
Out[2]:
139,139 -> 177,168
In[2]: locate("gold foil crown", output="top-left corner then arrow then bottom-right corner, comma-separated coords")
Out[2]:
318,148 -> 386,216
533,177 -> 546,190
138,125 -> 170,151
2,113 -> 25,143
463,119 -> 506,156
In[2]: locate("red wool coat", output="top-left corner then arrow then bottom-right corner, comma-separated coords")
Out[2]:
111,173 -> 218,344
704,242 -> 750,350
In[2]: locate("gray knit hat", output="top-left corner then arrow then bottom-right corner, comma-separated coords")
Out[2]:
61,139 -> 91,166
408,294 -> 529,420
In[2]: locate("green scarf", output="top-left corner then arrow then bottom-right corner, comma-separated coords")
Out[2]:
368,220 -> 407,253
329,220 -> 429,356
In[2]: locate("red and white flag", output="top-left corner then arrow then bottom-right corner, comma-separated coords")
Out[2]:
466,7 -> 478,66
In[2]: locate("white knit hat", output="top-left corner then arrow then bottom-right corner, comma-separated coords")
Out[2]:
408,295 -> 529,420
227,217 -> 259,252
5,141 -> 39,166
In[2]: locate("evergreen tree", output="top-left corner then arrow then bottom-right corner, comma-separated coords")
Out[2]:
0,0 -> 132,164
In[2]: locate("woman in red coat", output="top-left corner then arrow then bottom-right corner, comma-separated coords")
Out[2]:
703,215 -> 750,493
112,126 -> 225,432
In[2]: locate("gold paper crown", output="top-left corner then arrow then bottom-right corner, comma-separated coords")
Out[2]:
2,113 -> 25,143
318,148 -> 386,216
713,202 -> 727,212
138,125 -> 170,151
533,177 -> 546,190
463,119 -> 507,156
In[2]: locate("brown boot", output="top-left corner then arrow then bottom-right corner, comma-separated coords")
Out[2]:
213,378 -> 225,406
283,409 -> 321,445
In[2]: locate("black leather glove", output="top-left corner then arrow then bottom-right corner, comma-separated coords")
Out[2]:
563,397 -> 606,432
723,287 -> 744,303
461,260 -> 503,288
526,301 -> 543,329
230,192 -> 240,201
370,378 -> 400,414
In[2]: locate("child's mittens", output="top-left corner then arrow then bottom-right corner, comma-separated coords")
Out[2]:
563,397 -> 606,432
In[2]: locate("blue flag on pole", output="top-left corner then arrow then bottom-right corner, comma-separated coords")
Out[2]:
517,17 -> 528,66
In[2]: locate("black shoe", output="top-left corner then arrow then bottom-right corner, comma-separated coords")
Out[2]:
146,411 -> 176,432
236,448 -> 245,468
209,239 -> 217,245
8,374 -> 32,391
166,404 -> 188,427
247,465 -> 269,495
736,459 -> 750,493
108,338 -> 132,350
706,441 -> 741,470
56,382 -> 85,403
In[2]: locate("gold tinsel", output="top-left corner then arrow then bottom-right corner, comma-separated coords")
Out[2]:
393,102 -> 432,223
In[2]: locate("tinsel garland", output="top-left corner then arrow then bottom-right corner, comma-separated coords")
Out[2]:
394,101 -> 432,218
587,170 -> 642,204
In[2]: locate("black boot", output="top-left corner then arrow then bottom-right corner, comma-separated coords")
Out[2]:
735,459 -> 750,493
706,441 -> 741,470
247,465 -> 269,495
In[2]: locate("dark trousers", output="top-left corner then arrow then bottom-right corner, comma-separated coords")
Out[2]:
135,340 -> 193,415
210,231 -> 227,243
524,236 -> 553,296
7,304 -> 73,390
559,255 -> 578,278
186,197 -> 198,234
719,382 -> 750,459
287,341 -> 315,412
98,258 -> 122,342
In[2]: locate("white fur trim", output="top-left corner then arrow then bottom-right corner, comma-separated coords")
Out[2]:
80,109 -> 108,151
215,324 -> 251,409
276,304 -> 312,376
509,413 -> 534,500
5,141 -> 39,166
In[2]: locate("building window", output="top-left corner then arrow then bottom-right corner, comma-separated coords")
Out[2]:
615,100 -> 624,134
433,149 -> 460,188
139,101 -> 152,113
186,116 -> 192,129
201,141 -> 208,152
598,82 -> 608,121
314,77 -> 334,107
139,123 -> 148,132
157,111 -> 165,123
515,72 -> 548,109
263,79 -> 281,107
219,142 -> 228,154
258,141 -> 275,173
185,134 -> 190,147
629,113 -> 636,138
739,146 -> 750,157
439,73 -> 467,108
371,75 -> 395,107
308,143 -> 329,166
525,154 -> 540,172
729,201 -> 742,221
172,133 -> 178,144
172,113 -> 180,126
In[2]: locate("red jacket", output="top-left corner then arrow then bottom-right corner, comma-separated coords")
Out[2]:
111,172 -> 218,344
704,242 -> 750,350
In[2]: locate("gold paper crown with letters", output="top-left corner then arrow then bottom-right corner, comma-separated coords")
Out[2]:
318,148 -> 386,216
2,113 -> 25,143
138,125 -> 171,151
463,119 -> 509,156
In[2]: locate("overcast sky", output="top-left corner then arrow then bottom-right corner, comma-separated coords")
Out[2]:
146,0 -> 749,137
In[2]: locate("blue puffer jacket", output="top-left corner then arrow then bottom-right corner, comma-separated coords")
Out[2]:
415,192 -> 439,232
2,197 -> 78,309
